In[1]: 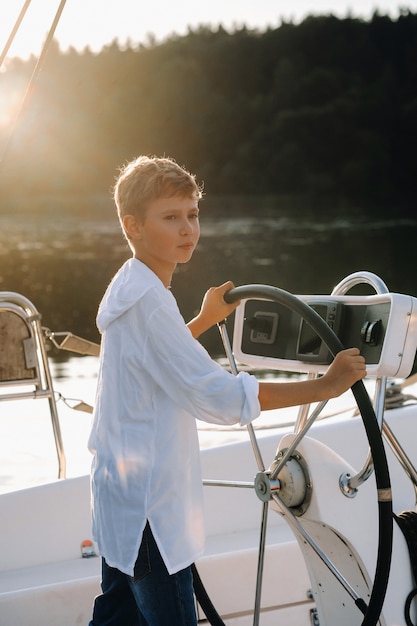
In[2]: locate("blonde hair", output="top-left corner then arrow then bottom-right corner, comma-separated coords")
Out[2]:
113,156 -> 203,224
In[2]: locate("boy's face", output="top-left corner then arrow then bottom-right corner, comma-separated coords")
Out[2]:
124,194 -> 200,276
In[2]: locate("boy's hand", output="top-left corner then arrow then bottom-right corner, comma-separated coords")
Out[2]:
200,281 -> 240,325
187,281 -> 240,338
322,348 -> 367,397
259,347 -> 367,411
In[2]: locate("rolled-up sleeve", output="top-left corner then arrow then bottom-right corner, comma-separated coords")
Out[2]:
131,295 -> 261,427
236,371 -> 260,426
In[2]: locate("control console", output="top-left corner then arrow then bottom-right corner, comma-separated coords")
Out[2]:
232,293 -> 417,378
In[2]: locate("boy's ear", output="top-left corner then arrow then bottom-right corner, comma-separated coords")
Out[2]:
123,214 -> 142,239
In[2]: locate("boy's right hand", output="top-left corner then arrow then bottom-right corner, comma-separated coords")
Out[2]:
323,348 -> 367,397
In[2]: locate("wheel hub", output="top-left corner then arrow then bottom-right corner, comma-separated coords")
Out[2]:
255,449 -> 312,516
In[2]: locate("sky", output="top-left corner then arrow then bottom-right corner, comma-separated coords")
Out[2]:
0,0 -> 415,61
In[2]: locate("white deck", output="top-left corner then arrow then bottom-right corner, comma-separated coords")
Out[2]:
1,402 -> 416,625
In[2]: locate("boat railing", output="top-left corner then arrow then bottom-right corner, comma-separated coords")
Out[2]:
0,291 -> 66,478
331,273 -> 417,501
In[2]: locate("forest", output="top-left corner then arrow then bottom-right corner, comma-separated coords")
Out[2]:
0,11 -> 416,217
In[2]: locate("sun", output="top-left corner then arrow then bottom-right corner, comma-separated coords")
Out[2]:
0,4 -> 64,132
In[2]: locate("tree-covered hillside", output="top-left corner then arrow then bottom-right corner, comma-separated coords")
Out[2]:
0,12 -> 416,216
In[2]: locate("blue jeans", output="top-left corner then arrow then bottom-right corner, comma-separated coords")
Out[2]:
89,523 -> 197,625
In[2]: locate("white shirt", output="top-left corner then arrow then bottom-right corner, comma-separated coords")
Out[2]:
88,259 -> 260,575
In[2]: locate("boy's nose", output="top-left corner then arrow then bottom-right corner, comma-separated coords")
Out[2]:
180,219 -> 193,234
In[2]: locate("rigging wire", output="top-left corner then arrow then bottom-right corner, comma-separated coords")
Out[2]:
0,0 -> 32,69
0,0 -> 68,173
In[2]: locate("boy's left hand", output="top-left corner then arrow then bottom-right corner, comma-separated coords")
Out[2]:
200,281 -> 240,326
187,281 -> 240,338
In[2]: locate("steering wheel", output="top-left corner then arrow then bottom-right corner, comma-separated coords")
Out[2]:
223,284 -> 393,626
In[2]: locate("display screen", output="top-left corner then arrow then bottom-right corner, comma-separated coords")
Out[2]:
297,305 -> 327,356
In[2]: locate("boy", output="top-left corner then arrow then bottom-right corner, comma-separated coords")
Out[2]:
88,155 -> 366,625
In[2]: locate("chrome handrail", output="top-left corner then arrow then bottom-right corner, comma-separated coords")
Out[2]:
332,272 -> 417,502
0,291 -> 66,479
332,273 -> 388,494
